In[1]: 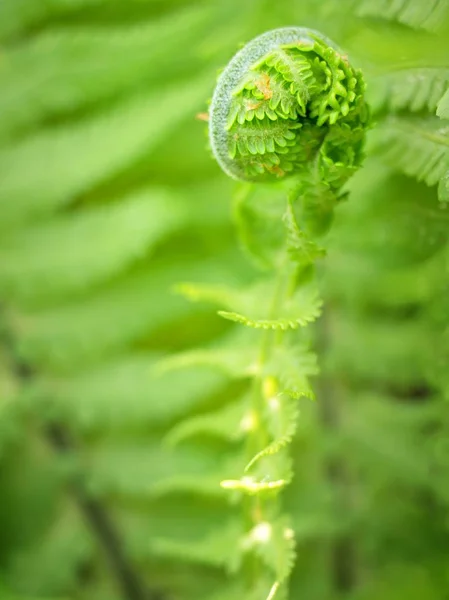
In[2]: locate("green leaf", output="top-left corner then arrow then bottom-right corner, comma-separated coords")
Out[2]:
219,286 -> 321,331
87,441 -> 246,498
371,115 -> 449,187
245,394 -> 299,471
12,269 -> 193,371
244,344 -> 317,472
335,161 -> 449,265
248,517 -> 296,583
344,393 -> 447,494
356,0 -> 449,31
198,580 -> 284,600
0,0 -> 112,39
369,66 -> 449,113
12,255 -> 240,371
149,520 -> 244,570
0,189 -> 181,303
178,279 -> 322,331
437,87 -> 449,119
166,396 -> 250,445
175,282 -> 242,310
0,0 -> 209,40
438,170 -> 449,201
266,344 -> 318,399
155,337 -> 257,380
30,354 -> 229,430
221,451 -> 293,495
0,73 -> 212,228
0,6 -> 212,141
327,313 -> 432,387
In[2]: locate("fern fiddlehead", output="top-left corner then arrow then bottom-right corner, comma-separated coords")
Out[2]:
208,27 -> 368,599
210,27 -> 368,235
170,27 -> 368,600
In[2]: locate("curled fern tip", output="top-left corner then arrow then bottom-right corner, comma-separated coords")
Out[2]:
209,27 -> 369,185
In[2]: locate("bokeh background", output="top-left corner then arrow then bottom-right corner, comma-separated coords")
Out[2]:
0,1 -> 449,599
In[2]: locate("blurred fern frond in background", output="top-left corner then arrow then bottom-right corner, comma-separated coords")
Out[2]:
0,1 -> 448,600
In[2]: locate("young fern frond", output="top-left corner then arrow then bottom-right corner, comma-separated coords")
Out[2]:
371,115 -> 449,199
2,4 -> 448,600
209,28 -> 367,190
172,27 -> 369,599
369,66 -> 449,113
354,0 -> 449,31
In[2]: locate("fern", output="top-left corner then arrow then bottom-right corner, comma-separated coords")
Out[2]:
28,354 -> 230,431
11,254 -> 243,369
0,74 -> 212,229
0,0 -> 204,39
371,115 -> 449,199
166,397 -> 249,445
0,6 -> 212,142
170,26 -> 369,598
87,440 -> 246,499
149,520 -> 244,569
0,189 -> 182,302
155,332 -> 257,379
368,66 -> 449,113
354,0 -> 449,31
177,280 -> 322,330
1,2 -> 449,600
437,87 -> 449,118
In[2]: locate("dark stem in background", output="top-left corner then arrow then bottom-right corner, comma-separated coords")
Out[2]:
315,304 -> 357,593
1,325 -> 162,600
46,423 -> 163,600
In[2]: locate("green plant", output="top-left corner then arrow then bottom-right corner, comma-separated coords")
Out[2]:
169,27 -> 369,598
0,2 -> 448,600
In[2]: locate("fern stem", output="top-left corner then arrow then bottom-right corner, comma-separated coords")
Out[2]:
245,261 -> 291,589
251,260 -> 293,451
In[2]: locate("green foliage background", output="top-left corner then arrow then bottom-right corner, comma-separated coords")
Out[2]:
0,1 -> 448,599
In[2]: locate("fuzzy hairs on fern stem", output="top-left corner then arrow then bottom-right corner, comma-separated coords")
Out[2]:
208,27 -> 368,600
